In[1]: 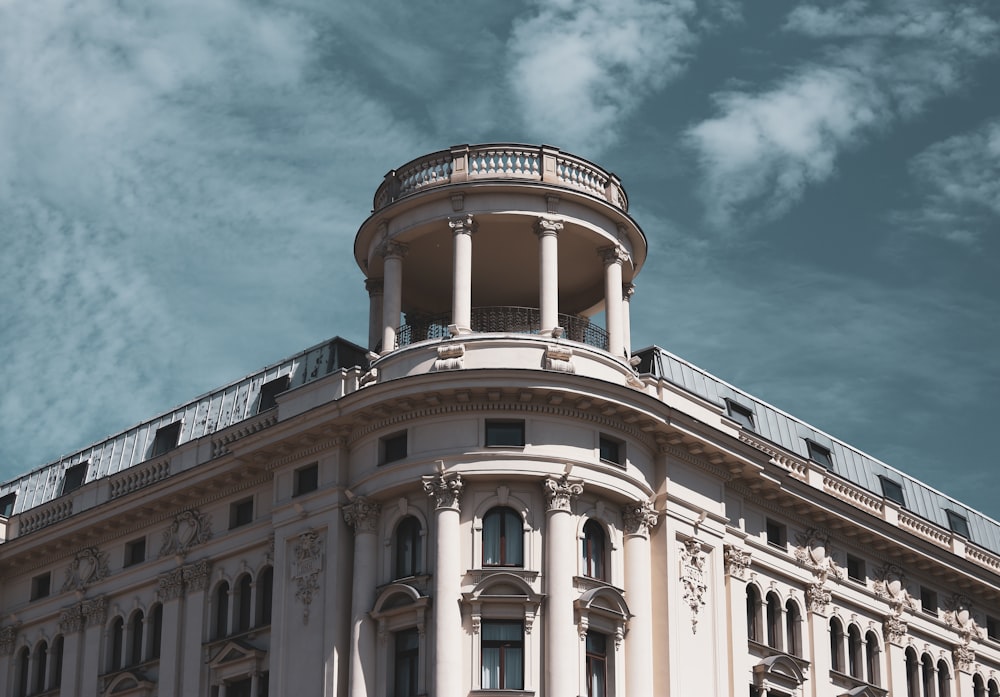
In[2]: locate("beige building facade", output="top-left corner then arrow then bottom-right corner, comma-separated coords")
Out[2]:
2,144 -> 1000,697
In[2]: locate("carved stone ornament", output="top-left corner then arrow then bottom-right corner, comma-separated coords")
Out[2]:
622,499 -> 659,537
873,563 -> 916,618
62,546 -> 111,592
293,529 -> 324,623
81,595 -> 108,627
544,344 -> 574,373
724,544 -> 752,580
434,343 -> 465,371
159,509 -> 212,558
598,245 -> 630,266
544,475 -> 583,512
448,213 -> 477,235
59,604 -> 85,634
377,240 -> 409,259
882,613 -> 909,644
157,567 -> 186,602
344,497 -> 381,534
182,559 -> 211,593
944,594 -> 976,633
0,624 -> 19,655
534,216 -> 563,237
806,582 -> 832,614
794,528 -> 842,614
954,641 -> 976,673
423,471 -> 464,511
680,538 -> 708,634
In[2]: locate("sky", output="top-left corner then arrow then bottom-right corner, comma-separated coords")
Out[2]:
1,0 -> 998,518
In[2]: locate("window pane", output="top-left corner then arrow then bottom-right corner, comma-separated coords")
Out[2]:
483,511 -> 502,565
482,647 -> 501,689
503,510 -> 522,565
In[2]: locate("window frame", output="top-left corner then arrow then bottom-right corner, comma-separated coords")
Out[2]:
725,399 -> 755,430
30,572 -> 51,601
393,628 -> 420,697
0,491 -> 15,517
598,434 -> 624,466
765,519 -> 786,549
394,516 -> 423,579
582,519 -> 607,581
846,554 -> 866,584
293,462 -> 319,497
151,421 -> 182,458
482,507 -> 524,567
480,620 -> 525,690
229,497 -> 254,529
124,537 -> 147,568
380,431 -> 408,465
485,420 -> 526,448
61,461 -> 88,495
805,440 -> 833,468
920,586 -> 938,616
258,375 -> 290,413
879,476 -> 905,506
946,510 -> 970,538
585,630 -> 608,697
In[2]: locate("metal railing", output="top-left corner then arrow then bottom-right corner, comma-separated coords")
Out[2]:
395,306 -> 609,351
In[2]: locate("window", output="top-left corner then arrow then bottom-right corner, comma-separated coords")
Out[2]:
34,641 -> 48,694
848,625 -> 863,679
15,646 -> 29,697
380,431 -> 408,464
151,421 -> 182,457
975,675 -> 987,697
746,586 -> 761,642
110,617 -> 124,671
946,510 -> 970,537
989,678 -> 999,697
586,631 -> 608,697
726,399 -> 755,430
293,463 -> 319,496
921,655 -> 934,697
846,554 -> 866,583
879,476 -> 905,506
51,635 -> 64,688
598,435 -> 624,466
481,621 -> 523,690
150,604 -> 163,659
766,592 -> 781,649
214,582 -> 230,639
920,586 -> 938,616
256,567 -> 274,627
395,517 -> 423,579
30,572 -> 51,601
865,630 -> 880,685
128,611 -> 144,666
485,420 -> 525,447
988,615 -> 1000,641
61,461 -> 88,495
938,659 -> 951,697
765,519 -> 786,548
482,507 -> 523,567
905,648 -> 919,697
830,617 -> 845,672
235,575 -> 252,633
582,520 -> 607,581
805,440 -> 833,468
124,537 -> 146,567
230,498 -> 254,529
394,628 -> 419,697
0,492 -> 16,517
258,375 -> 290,412
785,600 -> 801,657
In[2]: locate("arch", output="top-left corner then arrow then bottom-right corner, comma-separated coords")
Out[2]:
15,645 -> 30,697
127,609 -> 145,666
148,603 -> 163,660
213,580 -> 231,639
575,586 -> 631,624
847,623 -> 863,679
746,584 -> 762,643
937,658 -> 951,697
373,582 -> 425,614
394,515 -> 424,579
785,598 -> 802,657
921,653 -> 935,697
51,634 -> 64,689
752,653 -> 808,696
765,591 -> 782,650
905,647 -> 919,697
864,629 -> 880,686
109,615 -> 125,672
988,677 -> 999,697
473,491 -> 534,530
33,640 -> 48,695
255,566 -> 274,627
829,616 -> 845,673
234,573 -> 253,633
482,506 -> 524,567
974,673 -> 986,697
582,518 -> 607,581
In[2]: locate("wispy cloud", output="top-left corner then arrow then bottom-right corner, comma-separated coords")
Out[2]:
684,0 -> 1000,229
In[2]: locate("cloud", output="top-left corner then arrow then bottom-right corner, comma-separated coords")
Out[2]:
685,0 -> 1000,228
891,118 -> 1000,245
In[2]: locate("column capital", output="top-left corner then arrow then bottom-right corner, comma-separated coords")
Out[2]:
344,496 -> 381,533
448,213 -> 477,235
543,475 -> 583,512
423,471 -> 464,511
723,544 -> 752,580
623,282 -> 635,300
599,245 -> 630,266
365,278 -> 384,295
377,240 -> 409,259
0,624 -> 17,655
622,499 -> 659,537
534,216 -> 564,237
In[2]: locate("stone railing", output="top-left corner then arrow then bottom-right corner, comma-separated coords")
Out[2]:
395,306 -> 609,351
18,499 -> 74,535
373,143 -> 628,213
109,460 -> 171,499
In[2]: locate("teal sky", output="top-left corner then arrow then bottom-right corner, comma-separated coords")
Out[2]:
1,0 -> 998,518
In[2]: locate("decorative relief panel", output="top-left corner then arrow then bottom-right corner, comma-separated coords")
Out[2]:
293,529 -> 323,623
62,546 -> 111,592
159,509 -> 212,558
680,538 -> 707,634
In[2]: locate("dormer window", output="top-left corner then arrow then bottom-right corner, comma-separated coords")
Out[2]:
61,462 -> 88,495
151,421 -> 182,457
879,476 -> 905,506
258,375 -> 291,412
805,440 -> 833,468
946,510 -> 970,538
0,492 -> 16,517
725,399 -> 755,430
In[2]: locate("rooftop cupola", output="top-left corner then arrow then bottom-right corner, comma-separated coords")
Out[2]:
354,144 -> 647,360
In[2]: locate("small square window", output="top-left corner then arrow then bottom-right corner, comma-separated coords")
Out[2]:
258,375 -> 291,413
879,476 -> 905,506
61,461 -> 88,495
124,537 -> 146,567
0,492 -> 16,517
765,519 -> 786,548
987,616 -> 999,641
485,420 -> 525,447
846,554 -> 866,583
151,421 -> 182,457
599,435 -> 624,466
380,432 -> 408,465
293,463 -> 319,496
230,498 -> 254,529
805,440 -> 833,468
920,586 -> 938,616
30,572 -> 51,601
725,400 -> 755,430
946,510 -> 970,538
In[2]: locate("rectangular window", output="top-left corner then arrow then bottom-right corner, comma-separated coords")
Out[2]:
151,421 -> 182,457
380,431 -> 408,465
987,616 -> 999,641
598,435 -> 624,466
229,498 -> 254,529
765,519 -> 786,548
879,476 -> 905,506
586,631 -> 608,697
124,537 -> 146,567
805,440 -> 833,468
481,621 -> 524,690
394,628 -> 419,697
726,399 -> 755,430
30,572 -> 51,601
61,461 -> 88,495
485,420 -> 525,447
0,492 -> 15,517
946,510 -> 970,538
258,375 -> 291,413
293,463 -> 319,496
920,586 -> 938,616
846,554 -> 866,583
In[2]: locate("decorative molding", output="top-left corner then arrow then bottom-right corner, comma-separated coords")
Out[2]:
183,558 -> 212,593
598,245 -> 630,266
292,529 -> 323,623
344,497 -> 381,534
954,641 -> 976,673
0,624 -> 19,655
794,528 -> 842,615
423,471 -> 464,511
448,213 -> 477,235
724,544 -> 752,580
873,564 -> 915,615
157,568 -> 186,602
365,278 -> 384,295
544,475 -> 583,512
109,460 -> 171,499
534,216 -> 563,237
81,595 -> 108,627
544,344 -> 575,373
211,414 -> 278,458
377,240 -> 409,259
434,343 -> 465,371
680,538 -> 707,634
882,613 -> 908,645
622,499 -> 659,538
159,509 -> 212,558
59,604 -> 85,634
18,499 -> 74,535
62,546 -> 111,592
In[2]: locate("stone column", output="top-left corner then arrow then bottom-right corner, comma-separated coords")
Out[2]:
622,283 -> 635,357
79,596 -> 107,697
450,214 -> 476,333
622,500 -> 659,697
722,545 -> 753,697
422,471 -> 464,697
366,279 -> 384,352
345,497 -> 381,697
599,247 -> 629,357
535,217 -> 563,335
155,567 -> 186,697
181,561 -> 211,697
54,608 -> 82,697
379,241 -> 408,354
805,586 -> 833,697
544,475 -> 583,697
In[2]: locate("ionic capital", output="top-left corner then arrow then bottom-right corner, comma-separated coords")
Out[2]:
543,475 -> 583,512
344,496 -> 381,534
599,245 -> 630,266
423,471 -> 464,511
448,214 -> 477,236
377,240 -> 409,259
622,499 -> 659,537
534,216 -> 564,238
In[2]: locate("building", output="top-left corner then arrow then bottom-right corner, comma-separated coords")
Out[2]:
1,143 -> 999,697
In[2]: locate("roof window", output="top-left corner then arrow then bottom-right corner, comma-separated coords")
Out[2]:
879,476 -> 905,506
61,461 -> 89,495
946,510 -> 970,538
258,375 -> 291,412
151,421 -> 182,457
805,440 -> 833,468
0,492 -> 15,517
725,399 -> 755,430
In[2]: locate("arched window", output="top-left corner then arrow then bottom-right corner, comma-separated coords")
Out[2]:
128,611 -> 144,666
109,617 -> 125,671
256,566 -> 274,627
922,654 -> 936,697
865,630 -> 880,685
975,674 -> 986,697
214,582 -> 230,639
34,641 -> 48,695
482,507 -> 523,567
395,516 -> 423,578
582,520 -> 606,581
829,617 -> 845,673
785,600 -> 801,656
905,648 -> 919,697
937,659 -> 951,697
51,635 -> 64,689
235,574 -> 253,633
848,624 -> 863,679
988,677 -> 1000,697
16,646 -> 29,697
585,631 -> 608,697
765,593 -> 781,649
746,586 -> 761,642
